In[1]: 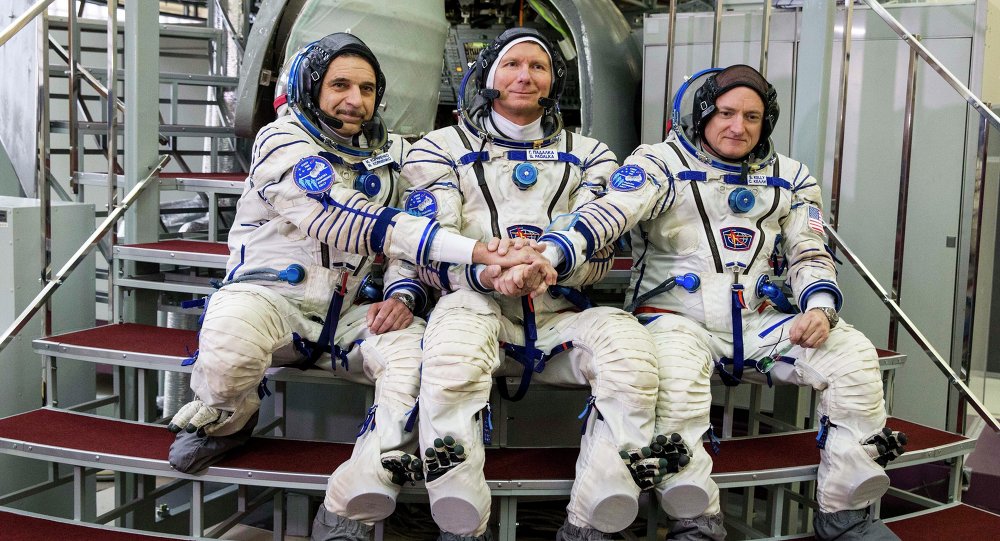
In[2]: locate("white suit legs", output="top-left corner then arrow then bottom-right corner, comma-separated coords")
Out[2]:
761,321 -> 888,513
419,290 -> 502,537
550,307 -> 659,533
644,309 -> 890,516
190,284 -> 308,437
322,320 -> 424,523
645,314 -> 721,519
420,295 -> 657,536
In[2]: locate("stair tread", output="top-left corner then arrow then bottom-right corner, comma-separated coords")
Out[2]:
0,409 -> 971,487
885,503 -> 1000,540
790,503 -> 1000,540
41,324 -> 909,359
38,323 -> 198,359
34,323 -> 908,389
118,240 -> 229,253
115,240 -> 229,268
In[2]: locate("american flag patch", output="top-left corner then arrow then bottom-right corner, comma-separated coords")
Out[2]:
808,205 -> 825,234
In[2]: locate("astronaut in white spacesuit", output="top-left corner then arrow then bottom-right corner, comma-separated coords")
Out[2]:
164,33 -> 545,540
546,64 -> 908,540
401,27 -> 680,541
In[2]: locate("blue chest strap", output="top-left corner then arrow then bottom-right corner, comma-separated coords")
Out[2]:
457,150 -> 581,166
676,170 -> 791,190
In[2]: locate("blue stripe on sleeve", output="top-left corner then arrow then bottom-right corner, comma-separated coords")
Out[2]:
573,222 -> 598,260
577,208 -> 611,243
416,221 -> 439,266
438,263 -> 453,292
798,280 -> 843,312
539,232 -> 576,279
371,207 -> 402,254
466,264 -> 491,293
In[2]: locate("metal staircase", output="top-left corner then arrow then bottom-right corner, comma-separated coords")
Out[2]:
1,1 -> 999,540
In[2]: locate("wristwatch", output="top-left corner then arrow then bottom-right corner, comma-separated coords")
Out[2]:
811,306 -> 839,329
389,291 -> 416,313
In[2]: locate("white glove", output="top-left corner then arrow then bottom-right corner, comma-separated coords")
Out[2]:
168,399 -> 231,436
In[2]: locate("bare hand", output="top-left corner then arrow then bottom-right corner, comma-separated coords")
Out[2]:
789,309 -> 830,349
481,259 -> 557,298
472,238 -> 545,268
366,298 -> 414,335
487,237 -> 539,256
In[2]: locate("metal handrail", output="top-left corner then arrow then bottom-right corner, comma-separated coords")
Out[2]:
826,226 -> 1000,433
853,0 -> 999,434
0,155 -> 170,355
861,0 -> 1000,131
887,44 -> 919,351
0,0 -> 55,48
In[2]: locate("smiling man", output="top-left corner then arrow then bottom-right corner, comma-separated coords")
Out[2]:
400,27 -> 666,541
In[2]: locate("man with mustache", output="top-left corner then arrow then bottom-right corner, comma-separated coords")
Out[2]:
165,33 -> 546,540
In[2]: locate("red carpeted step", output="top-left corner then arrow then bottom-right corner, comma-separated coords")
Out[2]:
794,503 -> 999,540
483,447 -> 579,480
0,409 -> 565,479
0,409 -> 350,476
710,417 -> 963,474
0,410 -> 967,483
0,510 -> 183,541
886,504 -> 999,540
42,323 -> 197,359
457,417 -> 966,481
117,239 -> 229,255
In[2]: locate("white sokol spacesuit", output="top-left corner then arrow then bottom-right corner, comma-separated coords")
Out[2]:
166,34 -> 483,541
401,29 -> 660,541
548,65 -> 906,540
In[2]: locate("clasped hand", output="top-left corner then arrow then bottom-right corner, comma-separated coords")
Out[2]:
474,237 -> 557,298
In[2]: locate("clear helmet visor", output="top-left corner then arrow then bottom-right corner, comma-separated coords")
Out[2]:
274,45 -> 310,116
669,67 -> 775,169
669,68 -> 719,150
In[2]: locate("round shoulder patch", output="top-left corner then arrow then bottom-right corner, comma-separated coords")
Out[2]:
610,164 -> 647,192
404,189 -> 438,219
293,155 -> 336,194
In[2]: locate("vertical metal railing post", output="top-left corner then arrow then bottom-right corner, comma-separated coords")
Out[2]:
105,0 -> 117,322
712,0 -> 724,68
67,0 -> 79,199
956,112 -> 991,435
759,0 -> 773,77
661,0 -> 678,140
829,0 -> 854,231
888,45 -> 919,352
37,7 -> 54,406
